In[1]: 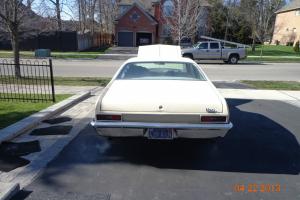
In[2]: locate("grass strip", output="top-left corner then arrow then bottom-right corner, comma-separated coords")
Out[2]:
241,81 -> 300,91
0,94 -> 71,129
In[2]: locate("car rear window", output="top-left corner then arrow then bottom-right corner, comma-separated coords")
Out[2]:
116,62 -> 206,81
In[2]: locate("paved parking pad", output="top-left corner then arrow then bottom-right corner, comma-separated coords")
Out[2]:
13,99 -> 300,200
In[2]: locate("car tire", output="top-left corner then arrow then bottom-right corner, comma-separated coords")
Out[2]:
183,54 -> 194,60
228,55 -> 239,64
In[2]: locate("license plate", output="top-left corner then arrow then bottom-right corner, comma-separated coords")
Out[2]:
148,128 -> 173,140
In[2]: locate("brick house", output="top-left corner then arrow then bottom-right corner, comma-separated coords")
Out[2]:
272,0 -> 300,46
114,0 -> 210,47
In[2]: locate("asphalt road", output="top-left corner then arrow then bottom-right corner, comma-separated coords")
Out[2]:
52,59 -> 300,81
12,99 -> 300,200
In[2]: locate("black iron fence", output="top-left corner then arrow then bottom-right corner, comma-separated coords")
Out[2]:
0,59 -> 55,102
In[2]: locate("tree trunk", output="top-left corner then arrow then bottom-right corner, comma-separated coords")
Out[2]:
251,37 -> 256,52
11,31 -> 21,78
224,16 -> 229,41
56,0 -> 62,31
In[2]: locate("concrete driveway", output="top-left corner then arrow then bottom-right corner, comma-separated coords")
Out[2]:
51,59 -> 300,81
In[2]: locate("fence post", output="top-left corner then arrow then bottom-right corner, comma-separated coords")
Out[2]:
49,59 -> 56,102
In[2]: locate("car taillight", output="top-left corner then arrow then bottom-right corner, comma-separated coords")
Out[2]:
201,116 -> 227,123
96,114 -> 121,121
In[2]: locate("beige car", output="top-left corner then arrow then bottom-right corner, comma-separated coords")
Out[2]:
91,45 -> 233,140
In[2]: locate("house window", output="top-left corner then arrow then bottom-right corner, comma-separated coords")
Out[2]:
130,12 -> 141,22
163,0 -> 174,17
296,10 -> 300,16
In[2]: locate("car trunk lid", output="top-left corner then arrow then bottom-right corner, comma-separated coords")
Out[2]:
101,80 -> 223,113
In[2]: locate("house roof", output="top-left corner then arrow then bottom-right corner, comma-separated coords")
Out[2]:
276,0 -> 300,13
115,2 -> 158,24
118,0 -> 153,11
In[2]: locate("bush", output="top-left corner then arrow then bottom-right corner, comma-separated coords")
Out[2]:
294,41 -> 300,52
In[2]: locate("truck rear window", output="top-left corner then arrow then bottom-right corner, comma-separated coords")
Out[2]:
210,43 -> 220,49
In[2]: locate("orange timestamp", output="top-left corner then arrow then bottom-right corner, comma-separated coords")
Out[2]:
234,183 -> 284,193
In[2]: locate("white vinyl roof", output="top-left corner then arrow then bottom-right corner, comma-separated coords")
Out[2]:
138,44 -> 182,59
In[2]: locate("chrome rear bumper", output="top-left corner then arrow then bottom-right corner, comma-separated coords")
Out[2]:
91,120 -> 233,139
91,121 -> 233,130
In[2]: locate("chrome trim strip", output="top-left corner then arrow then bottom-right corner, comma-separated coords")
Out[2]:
90,121 -> 233,130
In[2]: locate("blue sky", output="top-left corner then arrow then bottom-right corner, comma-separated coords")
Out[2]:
31,0 -> 75,20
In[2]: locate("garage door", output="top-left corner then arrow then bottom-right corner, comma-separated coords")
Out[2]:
118,32 -> 134,47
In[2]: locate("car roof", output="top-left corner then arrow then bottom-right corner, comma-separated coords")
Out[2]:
126,44 -> 195,64
138,44 -> 181,59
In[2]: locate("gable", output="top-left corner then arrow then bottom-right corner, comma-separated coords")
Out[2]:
276,0 -> 300,14
116,4 -> 158,26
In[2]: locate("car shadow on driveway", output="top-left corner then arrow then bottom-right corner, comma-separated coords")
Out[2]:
91,99 -> 300,175
26,99 -> 300,181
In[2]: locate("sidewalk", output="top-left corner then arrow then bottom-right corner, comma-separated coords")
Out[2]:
219,89 -> 300,101
218,89 -> 300,107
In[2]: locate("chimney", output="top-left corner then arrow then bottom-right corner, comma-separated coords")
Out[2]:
152,1 -> 161,21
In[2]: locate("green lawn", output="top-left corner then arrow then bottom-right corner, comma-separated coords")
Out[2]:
0,94 -> 71,129
247,45 -> 300,57
0,76 -> 111,87
245,45 -> 300,62
241,81 -> 300,91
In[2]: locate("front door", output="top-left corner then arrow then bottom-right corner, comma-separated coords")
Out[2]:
195,42 -> 209,59
208,42 -> 221,59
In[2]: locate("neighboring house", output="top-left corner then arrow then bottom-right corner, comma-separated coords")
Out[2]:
114,0 -> 210,47
272,0 -> 300,46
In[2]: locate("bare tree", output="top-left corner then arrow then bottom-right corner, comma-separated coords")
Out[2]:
162,0 -> 205,45
223,0 -> 239,40
255,0 -> 283,44
97,0 -> 117,33
0,0 -> 30,77
242,0 -> 284,51
40,0 -> 64,31
26,0 -> 36,9
77,0 -> 97,33
75,0 -> 116,34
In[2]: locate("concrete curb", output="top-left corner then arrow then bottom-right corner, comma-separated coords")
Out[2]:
0,91 -> 90,144
0,182 -> 19,200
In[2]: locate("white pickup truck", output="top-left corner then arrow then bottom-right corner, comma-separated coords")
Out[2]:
182,41 -> 247,64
